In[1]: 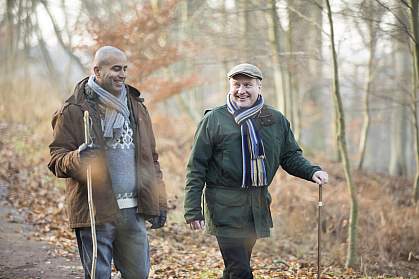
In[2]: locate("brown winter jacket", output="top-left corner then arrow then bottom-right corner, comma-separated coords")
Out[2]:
48,77 -> 167,229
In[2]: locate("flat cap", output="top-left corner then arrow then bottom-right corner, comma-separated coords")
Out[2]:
227,63 -> 263,80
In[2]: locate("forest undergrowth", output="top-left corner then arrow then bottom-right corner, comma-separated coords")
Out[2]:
0,81 -> 418,278
0,116 -> 418,278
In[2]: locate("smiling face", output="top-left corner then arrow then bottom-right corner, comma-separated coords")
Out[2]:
229,74 -> 261,108
93,51 -> 128,96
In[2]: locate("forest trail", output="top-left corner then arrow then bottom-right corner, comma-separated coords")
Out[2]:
0,179 -> 81,279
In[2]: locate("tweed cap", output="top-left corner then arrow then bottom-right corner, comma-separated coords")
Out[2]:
227,63 -> 263,80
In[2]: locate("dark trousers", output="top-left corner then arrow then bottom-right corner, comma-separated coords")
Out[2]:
216,236 -> 257,279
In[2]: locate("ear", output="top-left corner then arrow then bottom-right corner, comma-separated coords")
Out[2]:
93,66 -> 101,78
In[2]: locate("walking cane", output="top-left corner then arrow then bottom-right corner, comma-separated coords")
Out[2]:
83,111 -> 97,279
317,183 -> 323,279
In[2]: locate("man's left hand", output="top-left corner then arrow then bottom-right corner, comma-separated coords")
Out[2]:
149,210 -> 167,229
312,170 -> 328,185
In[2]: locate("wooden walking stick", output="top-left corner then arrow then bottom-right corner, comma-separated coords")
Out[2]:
317,183 -> 323,279
83,111 -> 97,279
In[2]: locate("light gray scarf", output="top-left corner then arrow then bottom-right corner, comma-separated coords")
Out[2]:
87,75 -> 130,138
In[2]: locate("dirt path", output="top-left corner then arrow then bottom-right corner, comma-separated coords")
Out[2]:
0,180 -> 82,279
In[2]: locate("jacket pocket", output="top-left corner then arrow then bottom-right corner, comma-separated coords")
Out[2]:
265,191 -> 274,228
212,188 -> 249,228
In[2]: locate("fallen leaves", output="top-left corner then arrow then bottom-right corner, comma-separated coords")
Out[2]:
1,123 -> 418,278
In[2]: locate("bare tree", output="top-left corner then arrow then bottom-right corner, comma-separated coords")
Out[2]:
266,0 -> 287,114
38,0 -> 85,73
407,0 -> 419,202
286,0 -> 325,144
387,1 -> 411,178
325,0 -> 359,268
239,0 -> 252,60
356,1 -> 385,170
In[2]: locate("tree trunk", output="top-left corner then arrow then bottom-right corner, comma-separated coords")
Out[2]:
288,0 -> 330,154
266,0 -> 286,113
286,4 -> 296,137
325,0 -> 358,268
409,0 -> 419,202
389,4 -> 410,177
172,0 -> 201,123
238,0 -> 251,61
358,21 -> 377,170
4,0 -> 21,77
222,0 -> 230,94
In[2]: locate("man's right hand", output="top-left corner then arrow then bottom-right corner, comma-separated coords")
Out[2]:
78,143 -> 100,165
189,219 -> 205,230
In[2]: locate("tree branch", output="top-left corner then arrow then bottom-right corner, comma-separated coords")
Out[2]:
374,0 -> 416,42
287,3 -> 329,37
39,0 -> 86,73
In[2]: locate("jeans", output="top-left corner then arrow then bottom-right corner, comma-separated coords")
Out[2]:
75,208 -> 150,279
216,236 -> 257,279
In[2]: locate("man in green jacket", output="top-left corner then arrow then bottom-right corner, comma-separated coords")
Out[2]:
184,63 -> 328,279
49,46 -> 167,279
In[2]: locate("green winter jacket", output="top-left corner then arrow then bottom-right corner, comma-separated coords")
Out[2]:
184,104 -> 321,238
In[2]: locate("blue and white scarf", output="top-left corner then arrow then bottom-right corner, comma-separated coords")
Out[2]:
87,75 -> 130,139
226,94 -> 267,187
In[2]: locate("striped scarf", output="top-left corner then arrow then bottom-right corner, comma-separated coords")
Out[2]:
226,94 -> 267,187
87,75 -> 130,139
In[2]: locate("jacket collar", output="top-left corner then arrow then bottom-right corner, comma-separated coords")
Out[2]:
259,105 -> 272,118
65,76 -> 144,105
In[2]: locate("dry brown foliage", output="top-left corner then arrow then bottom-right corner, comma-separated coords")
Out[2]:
1,116 -> 418,277
0,79 -> 418,277
76,0 -> 199,103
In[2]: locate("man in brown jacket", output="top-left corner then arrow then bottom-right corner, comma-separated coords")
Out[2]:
48,46 -> 167,279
